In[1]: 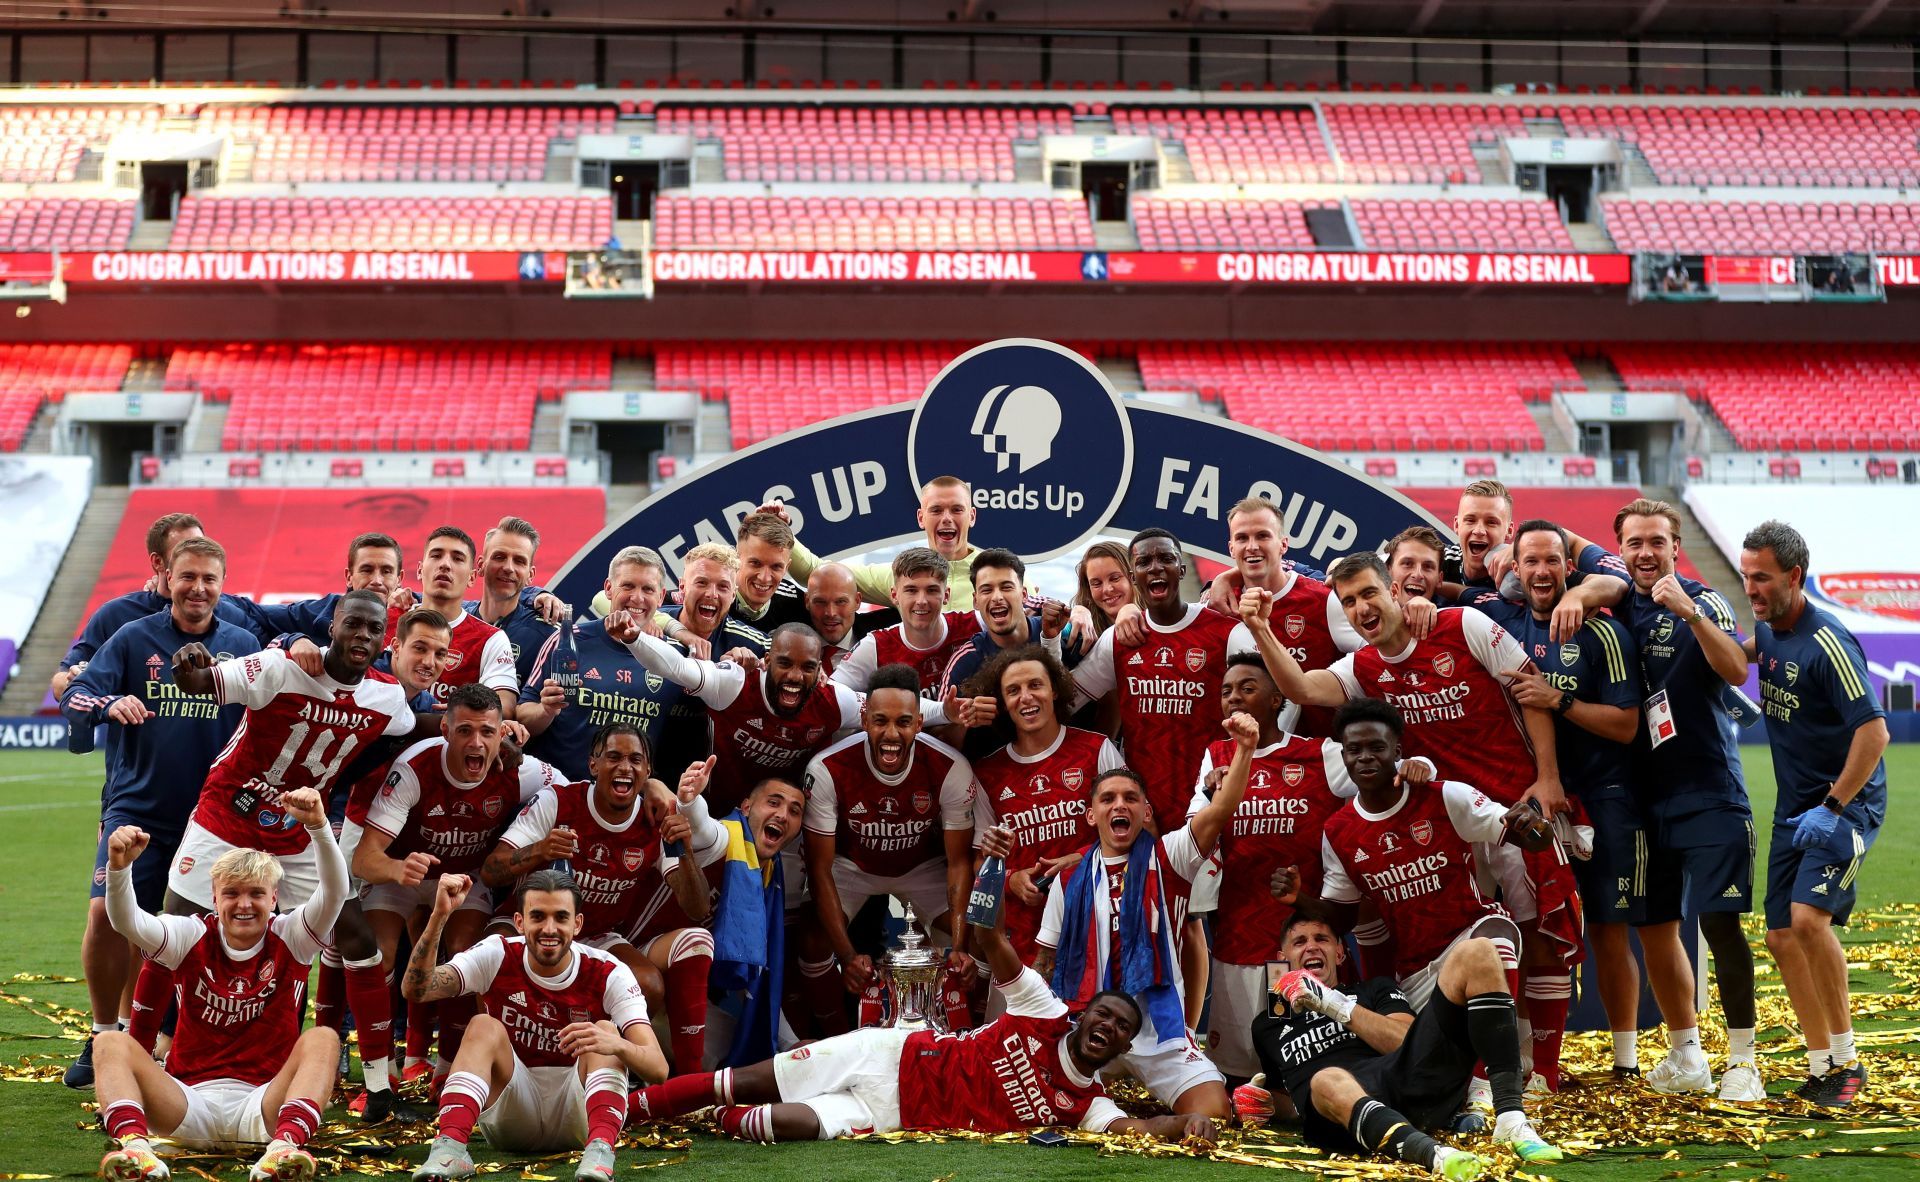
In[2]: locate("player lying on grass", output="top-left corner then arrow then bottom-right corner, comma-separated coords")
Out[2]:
95,787 -> 345,1182
629,824 -> 1218,1146
1241,912 -> 1561,1181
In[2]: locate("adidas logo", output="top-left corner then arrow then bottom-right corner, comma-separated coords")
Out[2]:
850,803 -> 867,815
1721,884 -> 1744,898
1812,883 -> 1829,895
1377,671 -> 1394,684
1126,653 -> 1145,667
1351,848 -> 1368,862
509,991 -> 528,1005
583,667 -> 600,679
748,718 -> 764,730
428,805 -> 446,817
999,786 -> 1016,801
1027,1036 -> 1044,1054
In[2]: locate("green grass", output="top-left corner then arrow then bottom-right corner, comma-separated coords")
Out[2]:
3,747 -> 1918,1179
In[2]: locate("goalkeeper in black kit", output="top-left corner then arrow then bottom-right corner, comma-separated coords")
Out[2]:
1241,911 -> 1562,1179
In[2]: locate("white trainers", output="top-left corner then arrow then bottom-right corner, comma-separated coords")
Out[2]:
1717,1063 -> 1766,1102
1646,1051 -> 1714,1094
248,1140 -> 316,1182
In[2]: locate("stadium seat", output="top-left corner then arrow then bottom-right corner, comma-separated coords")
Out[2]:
1600,198 -> 1920,254
0,197 -> 137,251
658,104 -> 1070,183
0,105 -> 161,184
652,195 -> 1096,252
171,195 -> 613,252
202,103 -> 616,184
0,343 -> 136,451
1561,103 -> 1920,189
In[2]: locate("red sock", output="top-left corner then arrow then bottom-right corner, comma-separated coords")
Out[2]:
1523,970 -> 1572,1089
103,1100 -> 148,1141
439,994 -> 478,1067
665,929 -> 713,1071
632,1068 -> 728,1121
585,1069 -> 627,1144
435,1070 -> 489,1144
344,959 -> 394,1068
127,959 -> 175,1053
406,997 -> 435,1063
798,958 -> 849,1036
273,1097 -> 323,1146
718,1104 -> 776,1143
313,956 -> 345,1034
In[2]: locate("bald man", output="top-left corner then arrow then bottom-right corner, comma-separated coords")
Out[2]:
806,564 -> 894,676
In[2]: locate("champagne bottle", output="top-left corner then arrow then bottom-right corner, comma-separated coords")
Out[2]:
966,854 -> 1007,929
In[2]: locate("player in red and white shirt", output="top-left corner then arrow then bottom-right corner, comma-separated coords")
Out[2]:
1182,653 -> 1361,1079
405,525 -> 519,712
1031,713 -> 1269,1119
95,788 -> 345,1182
830,547 -> 982,693
620,621 -> 863,814
968,645 -> 1123,965
1069,529 -> 1241,836
166,589 -> 417,912
804,664 -> 977,994
483,721 -> 713,1073
628,833 -> 1218,1146
405,870 -> 666,1182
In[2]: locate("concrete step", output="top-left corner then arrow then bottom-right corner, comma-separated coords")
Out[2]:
1470,142 -> 1509,184
1653,486 -> 1752,629
1098,356 -> 1145,395
614,219 -> 649,248
1013,148 -> 1046,184
531,402 -> 566,453
1073,116 -> 1116,135
1573,356 -> 1626,394
121,357 -> 168,393
544,140 -> 577,184
606,484 -> 651,526
1160,142 -> 1196,184
612,353 -> 655,390
694,147 -> 725,184
1528,403 -> 1577,453
1620,144 -> 1661,191
0,482 -> 123,715
1567,221 -> 1615,251
128,220 -> 174,249
1692,401 -> 1741,454
1093,221 -> 1139,250
185,401 -> 228,452
615,116 -> 655,134
697,399 -> 732,454
222,139 -> 256,184
21,403 -> 57,453
1525,117 -> 1569,138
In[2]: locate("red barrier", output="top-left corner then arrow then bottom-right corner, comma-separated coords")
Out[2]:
79,487 -> 606,632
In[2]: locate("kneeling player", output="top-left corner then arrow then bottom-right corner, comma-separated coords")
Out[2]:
95,787 -> 344,1182
1249,914 -> 1559,1179
405,871 -> 666,1181
631,825 -> 1217,1145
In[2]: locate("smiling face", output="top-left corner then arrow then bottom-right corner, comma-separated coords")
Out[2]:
391,621 -> 451,695
482,533 -> 536,604
1617,513 -> 1679,594
1067,993 -> 1142,1071
515,888 -> 585,973
1129,536 -> 1186,613
805,567 -> 859,644
973,564 -> 1026,640
736,534 -> 790,612
212,874 -> 276,947
419,536 -> 476,606
679,557 -> 736,639
169,551 -> 224,631
1278,919 -> 1347,987
1338,719 -> 1400,796
999,658 -> 1059,740
605,559 -> 667,618
441,701 -> 504,784
329,597 -> 389,676
1454,494 -> 1514,581
747,780 -> 806,860
1089,773 -> 1149,852
1220,662 -> 1282,731
890,570 -> 950,633
861,687 -> 922,776
918,482 -> 975,560
765,630 -> 824,717
1333,567 -> 1404,651
1514,529 -> 1569,616
589,731 -> 650,816
347,544 -> 403,597
1082,554 -> 1133,620
1387,539 -> 1444,603
1228,504 -> 1287,585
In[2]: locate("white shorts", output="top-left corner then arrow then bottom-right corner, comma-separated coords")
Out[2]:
163,1076 -> 270,1150
337,819 -> 365,873
1202,960 -> 1268,1079
770,1026 -> 908,1139
1186,853 -> 1223,914
780,846 -> 810,911
1397,913 -> 1522,1011
829,858 -> 951,927
477,1058 -> 589,1153
1484,843 -> 1539,924
167,821 -> 320,912
1113,1025 -> 1225,1108
362,877 -> 494,917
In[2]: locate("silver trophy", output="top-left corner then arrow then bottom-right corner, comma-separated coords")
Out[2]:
880,903 -> 947,1032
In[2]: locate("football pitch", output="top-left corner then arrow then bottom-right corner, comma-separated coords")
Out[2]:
3,746 -> 1918,1180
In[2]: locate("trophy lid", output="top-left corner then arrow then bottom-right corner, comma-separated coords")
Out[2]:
882,902 -> 943,970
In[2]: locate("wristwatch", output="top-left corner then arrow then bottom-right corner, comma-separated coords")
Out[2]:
1557,690 -> 1576,715
1822,793 -> 1845,815
1686,608 -> 1706,625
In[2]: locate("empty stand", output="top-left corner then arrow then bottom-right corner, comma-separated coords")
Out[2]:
654,342 -> 956,447
1110,106 -> 1337,183
1131,198 -> 1329,250
202,103 -> 614,183
0,198 -> 136,251
1322,104 -> 1530,184
1601,199 -> 1920,253
1350,198 -> 1575,251
658,104 -> 1069,182
652,195 -> 1094,251
1560,104 -> 1920,188
1138,342 -> 1569,452
0,105 -> 160,184
0,343 -> 134,451
1607,343 -> 1920,451
164,343 -> 610,452
170,196 -> 612,251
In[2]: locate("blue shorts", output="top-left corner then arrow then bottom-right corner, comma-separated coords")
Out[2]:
90,818 -> 182,912
1574,791 -> 1646,926
1764,812 -> 1877,930
1640,800 -> 1754,927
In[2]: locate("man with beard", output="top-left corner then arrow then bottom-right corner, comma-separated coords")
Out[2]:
1612,498 -> 1762,1098
1445,479 -> 1627,597
233,532 -> 407,646
630,827 -> 1218,1146
472,518 -> 559,686
831,548 -> 982,694
405,871 -> 667,1181
937,549 -> 1072,700
664,543 -> 773,664
803,564 -> 885,675
61,538 -> 259,1089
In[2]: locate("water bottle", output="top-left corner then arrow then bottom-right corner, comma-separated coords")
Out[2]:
1720,682 -> 1764,730
966,854 -> 1007,929
66,715 -> 96,755
550,607 -> 581,704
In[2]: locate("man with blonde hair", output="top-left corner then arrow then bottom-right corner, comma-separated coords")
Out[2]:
665,542 -> 772,663
766,476 -> 1000,611
94,786 -> 346,1182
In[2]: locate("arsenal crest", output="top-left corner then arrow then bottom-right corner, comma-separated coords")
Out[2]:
1432,653 -> 1455,678
1184,647 -> 1207,672
1655,617 -> 1675,643
1283,614 -> 1306,640
444,647 -> 466,670
1282,764 -> 1305,787
483,797 -> 503,819
1560,643 -> 1580,667
912,790 -> 933,814
1785,661 -> 1800,685
1410,820 -> 1434,846
622,847 -> 646,872
1061,767 -> 1084,792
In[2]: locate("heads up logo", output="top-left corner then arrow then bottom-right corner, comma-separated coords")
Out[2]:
908,339 -> 1132,561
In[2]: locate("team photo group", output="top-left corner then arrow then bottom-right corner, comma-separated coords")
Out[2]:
54,471 -> 1889,1182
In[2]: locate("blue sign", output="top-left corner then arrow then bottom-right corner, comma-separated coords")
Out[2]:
551,340 -> 1448,601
